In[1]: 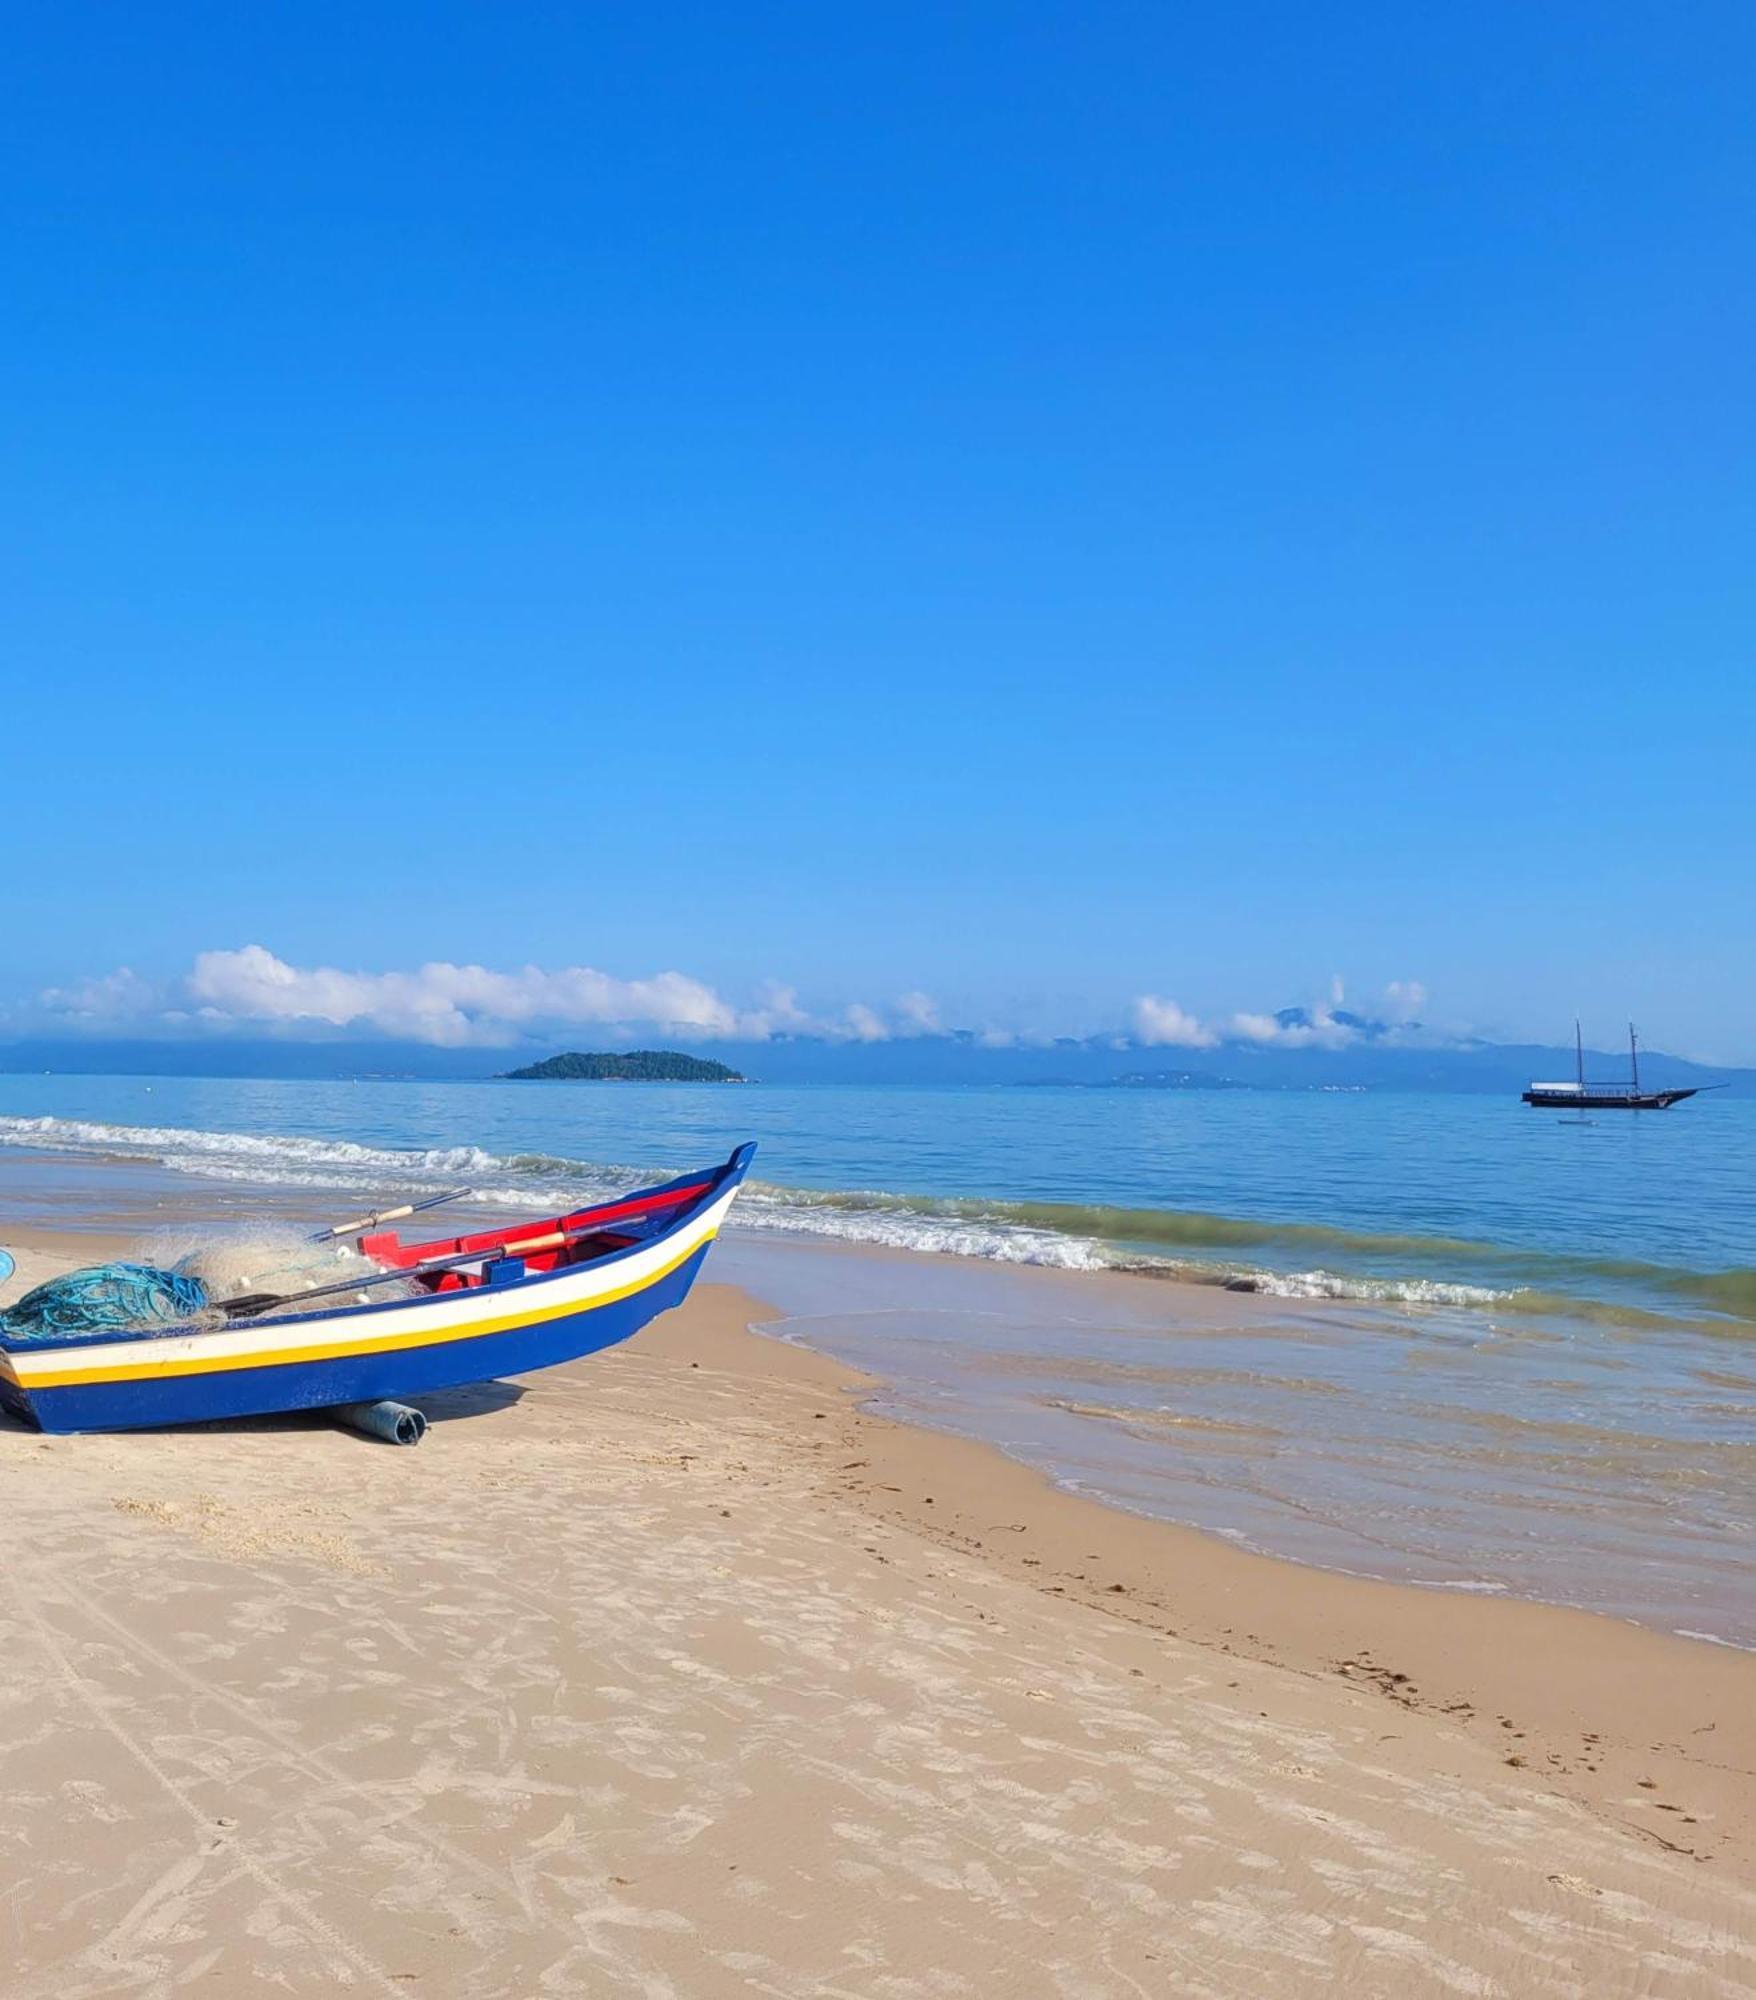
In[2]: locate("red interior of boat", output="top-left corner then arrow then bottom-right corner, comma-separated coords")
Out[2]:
357,1179 -> 714,1293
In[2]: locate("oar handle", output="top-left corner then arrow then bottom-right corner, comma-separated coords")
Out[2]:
310,1188 -> 471,1242
499,1229 -> 567,1257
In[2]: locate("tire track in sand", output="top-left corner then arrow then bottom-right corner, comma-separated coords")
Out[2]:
19,1550 -> 539,1924
2,1560 -> 407,1998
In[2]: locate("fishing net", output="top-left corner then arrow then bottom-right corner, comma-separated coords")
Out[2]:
150,1226 -> 404,1307
0,1231 -> 418,1351
0,1263 -> 212,1348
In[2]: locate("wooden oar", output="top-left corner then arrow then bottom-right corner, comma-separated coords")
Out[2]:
222,1216 -> 658,1320
309,1187 -> 472,1243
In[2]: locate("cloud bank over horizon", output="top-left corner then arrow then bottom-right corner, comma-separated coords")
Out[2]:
29,946 -> 963,1050
14,945 -> 1445,1055
1132,977 -> 1430,1053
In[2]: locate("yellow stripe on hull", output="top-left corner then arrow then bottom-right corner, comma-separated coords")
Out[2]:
8,1227 -> 717,1391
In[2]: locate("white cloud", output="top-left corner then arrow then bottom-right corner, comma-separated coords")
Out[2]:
1226,1007 -> 1356,1049
1227,1010 -> 1294,1045
38,966 -> 164,1022
821,992 -> 947,1043
1225,976 -> 1432,1048
36,946 -> 754,1048
737,980 -> 815,1040
894,990 -> 942,1036
842,1002 -> 891,1043
176,946 -> 741,1047
33,947 -> 964,1050
1384,979 -> 1427,1022
1128,985 -> 1433,1052
1130,996 -> 1218,1049
26,946 -> 1448,1057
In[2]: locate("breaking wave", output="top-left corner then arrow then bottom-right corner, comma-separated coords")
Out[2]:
0,1114 -> 509,1184
2,1112 -> 1751,1323
1219,1269 -> 1510,1308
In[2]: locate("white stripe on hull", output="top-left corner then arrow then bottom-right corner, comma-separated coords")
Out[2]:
5,1187 -> 738,1387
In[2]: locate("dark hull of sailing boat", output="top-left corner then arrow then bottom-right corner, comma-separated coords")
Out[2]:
1522,1086 -> 1699,1110
1523,1022 -> 1705,1110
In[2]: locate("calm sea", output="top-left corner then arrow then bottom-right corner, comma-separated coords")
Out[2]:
3,1074 -> 1753,1642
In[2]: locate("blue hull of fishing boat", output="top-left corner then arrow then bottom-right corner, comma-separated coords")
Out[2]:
0,1145 -> 752,1436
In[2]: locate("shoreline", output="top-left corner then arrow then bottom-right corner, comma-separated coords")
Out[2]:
654,1285 -> 1756,1884
712,1227 -> 1756,1649
5,1221 -> 1755,1895
4,1265 -> 1755,1994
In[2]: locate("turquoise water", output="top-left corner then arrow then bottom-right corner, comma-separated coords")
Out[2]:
3,1072 -> 1753,1642
0,1073 -> 1750,1322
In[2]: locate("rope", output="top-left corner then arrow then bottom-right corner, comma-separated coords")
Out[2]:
0,1263 -> 209,1348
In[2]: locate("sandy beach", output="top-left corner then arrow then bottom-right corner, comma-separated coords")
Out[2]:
12,6 -> 1753,1989
4,1231 -> 1755,1997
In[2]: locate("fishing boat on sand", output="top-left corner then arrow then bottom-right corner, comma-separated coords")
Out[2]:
0,1143 -> 754,1436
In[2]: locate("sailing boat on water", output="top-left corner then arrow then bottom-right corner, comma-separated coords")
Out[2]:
1523,1023 -> 1701,1111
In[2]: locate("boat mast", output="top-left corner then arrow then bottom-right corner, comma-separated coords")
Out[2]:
1576,1019 -> 1584,1091
1629,1022 -> 1641,1094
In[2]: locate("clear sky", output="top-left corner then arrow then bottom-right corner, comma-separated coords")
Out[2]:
5,4 -> 1753,1058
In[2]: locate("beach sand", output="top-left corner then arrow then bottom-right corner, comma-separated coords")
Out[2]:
3,1234 -> 1755,1996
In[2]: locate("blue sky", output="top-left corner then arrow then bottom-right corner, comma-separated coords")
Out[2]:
5,4 -> 1753,1058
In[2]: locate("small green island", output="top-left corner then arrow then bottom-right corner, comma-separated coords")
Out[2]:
498,1049 -> 749,1083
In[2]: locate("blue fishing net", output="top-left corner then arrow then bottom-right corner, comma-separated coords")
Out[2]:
0,1263 -> 210,1348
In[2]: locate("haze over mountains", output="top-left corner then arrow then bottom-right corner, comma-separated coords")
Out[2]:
1,1017 -> 1746,1095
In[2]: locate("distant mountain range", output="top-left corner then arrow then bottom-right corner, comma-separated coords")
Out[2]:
0,1025 -> 1748,1094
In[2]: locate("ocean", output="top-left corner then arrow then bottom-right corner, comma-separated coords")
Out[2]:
3,1072 -> 1753,1642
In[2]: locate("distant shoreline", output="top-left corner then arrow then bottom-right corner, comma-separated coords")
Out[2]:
0,1035 -> 1746,1092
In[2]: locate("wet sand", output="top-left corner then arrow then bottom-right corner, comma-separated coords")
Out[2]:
3,1234 -> 1756,1995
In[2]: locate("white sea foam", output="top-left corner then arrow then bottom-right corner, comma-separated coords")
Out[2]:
1238,1267 -> 1511,1308
0,1114 -> 1113,1266
1673,1628 -> 1756,1652
1408,1577 -> 1511,1594
0,1114 -> 502,1180
0,1112 -> 1502,1298
733,1189 -> 1114,1270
